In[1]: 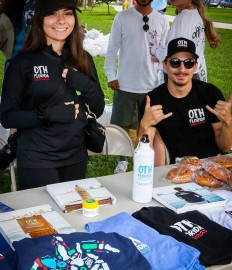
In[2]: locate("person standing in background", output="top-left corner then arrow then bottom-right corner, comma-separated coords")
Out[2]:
0,0 -> 35,154
0,0 -> 104,190
123,0 -> 129,10
0,11 -> 14,63
151,0 -> 167,14
0,0 -> 35,71
156,0 -> 220,82
104,0 -> 169,173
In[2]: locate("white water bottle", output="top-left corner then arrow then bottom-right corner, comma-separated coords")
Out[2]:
132,134 -> 154,203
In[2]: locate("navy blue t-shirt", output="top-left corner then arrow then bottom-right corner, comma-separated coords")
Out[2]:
0,234 -> 17,270
13,232 -> 151,270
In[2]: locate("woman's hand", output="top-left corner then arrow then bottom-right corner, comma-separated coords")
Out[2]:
39,101 -> 79,125
62,68 -> 68,79
64,101 -> 79,119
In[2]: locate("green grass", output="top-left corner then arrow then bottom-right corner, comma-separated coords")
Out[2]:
205,8 -> 232,24
0,5 -> 231,193
79,5 -> 118,34
92,56 -> 113,103
0,170 -> 12,193
166,5 -> 232,24
205,29 -> 232,99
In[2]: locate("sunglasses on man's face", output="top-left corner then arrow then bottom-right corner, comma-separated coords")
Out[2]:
169,58 -> 196,69
143,15 -> 149,32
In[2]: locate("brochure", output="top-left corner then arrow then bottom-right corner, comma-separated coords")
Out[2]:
0,204 -> 76,250
152,182 -> 226,214
46,178 -> 117,213
0,202 -> 14,253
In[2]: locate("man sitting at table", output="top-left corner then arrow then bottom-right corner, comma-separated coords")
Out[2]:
139,37 -> 232,165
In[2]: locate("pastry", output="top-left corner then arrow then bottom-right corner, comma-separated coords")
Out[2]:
195,170 -> 224,188
203,161 -> 232,182
180,156 -> 203,170
208,155 -> 232,170
166,165 -> 193,184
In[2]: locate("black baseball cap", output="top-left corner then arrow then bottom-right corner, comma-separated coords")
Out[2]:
35,0 -> 82,14
166,38 -> 199,59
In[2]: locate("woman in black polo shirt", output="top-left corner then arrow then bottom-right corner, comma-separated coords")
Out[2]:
1,0 -> 105,189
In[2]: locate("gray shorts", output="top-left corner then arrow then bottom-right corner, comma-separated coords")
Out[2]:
110,90 -> 146,127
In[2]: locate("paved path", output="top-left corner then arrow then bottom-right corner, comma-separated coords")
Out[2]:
165,14 -> 232,30
111,5 -> 232,30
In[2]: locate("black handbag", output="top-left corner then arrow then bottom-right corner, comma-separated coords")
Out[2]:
0,132 -> 18,170
85,104 -> 106,153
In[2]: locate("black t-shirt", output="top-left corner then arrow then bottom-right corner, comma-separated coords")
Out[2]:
141,80 -> 225,163
132,206 -> 232,266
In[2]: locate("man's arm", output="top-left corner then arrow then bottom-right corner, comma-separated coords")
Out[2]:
138,95 -> 172,166
137,125 -> 166,166
154,130 -> 166,166
108,80 -> 120,91
104,14 -> 121,84
211,121 -> 232,152
207,94 -> 232,152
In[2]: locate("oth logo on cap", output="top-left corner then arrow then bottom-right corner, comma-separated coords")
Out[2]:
177,40 -> 188,48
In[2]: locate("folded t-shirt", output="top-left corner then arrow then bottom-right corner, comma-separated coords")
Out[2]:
0,233 -> 17,270
13,231 -> 151,270
85,212 -> 204,270
0,253 -> 16,270
132,206 -> 232,266
199,190 -> 232,230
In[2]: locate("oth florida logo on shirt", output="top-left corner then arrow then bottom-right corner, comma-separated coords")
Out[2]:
170,219 -> 207,240
34,66 -> 50,81
188,108 -> 206,126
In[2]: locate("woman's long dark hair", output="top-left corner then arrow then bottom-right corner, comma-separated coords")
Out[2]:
21,10 -> 94,79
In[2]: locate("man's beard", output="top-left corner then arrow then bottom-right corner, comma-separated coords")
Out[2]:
172,71 -> 190,87
135,0 -> 152,7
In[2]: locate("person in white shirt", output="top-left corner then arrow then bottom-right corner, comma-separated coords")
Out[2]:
104,0 -> 169,173
156,0 -> 220,82
151,0 -> 167,14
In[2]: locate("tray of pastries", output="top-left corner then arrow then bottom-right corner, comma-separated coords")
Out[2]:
166,155 -> 232,189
